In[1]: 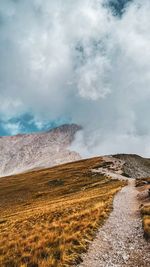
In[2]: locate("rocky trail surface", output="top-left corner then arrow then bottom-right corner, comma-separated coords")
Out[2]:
78,179 -> 150,267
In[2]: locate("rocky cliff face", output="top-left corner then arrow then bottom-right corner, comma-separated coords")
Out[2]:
0,124 -> 81,177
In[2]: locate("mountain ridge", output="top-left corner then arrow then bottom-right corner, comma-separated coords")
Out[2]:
0,123 -> 81,177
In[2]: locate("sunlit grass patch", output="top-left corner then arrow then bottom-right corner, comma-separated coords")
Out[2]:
0,157 -> 126,266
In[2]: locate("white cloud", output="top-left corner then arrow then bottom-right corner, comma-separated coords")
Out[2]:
2,121 -> 22,136
0,0 -> 150,155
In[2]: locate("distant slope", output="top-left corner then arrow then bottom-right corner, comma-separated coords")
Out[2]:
114,154 -> 150,178
91,154 -> 150,179
0,124 -> 81,177
1,123 -> 150,179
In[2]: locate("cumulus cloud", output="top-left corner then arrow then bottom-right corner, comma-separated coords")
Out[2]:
0,0 -> 150,156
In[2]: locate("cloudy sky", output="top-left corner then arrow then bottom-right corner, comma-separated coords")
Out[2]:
0,0 -> 150,156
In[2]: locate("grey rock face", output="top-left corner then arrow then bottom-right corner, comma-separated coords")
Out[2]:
0,124 -> 81,177
114,154 -> 150,178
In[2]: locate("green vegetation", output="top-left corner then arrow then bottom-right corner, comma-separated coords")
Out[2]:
0,157 -> 125,267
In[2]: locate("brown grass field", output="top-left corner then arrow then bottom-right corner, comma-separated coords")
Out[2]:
0,157 -> 126,267
136,178 -> 150,239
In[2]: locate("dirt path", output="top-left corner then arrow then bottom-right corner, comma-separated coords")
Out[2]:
78,179 -> 150,267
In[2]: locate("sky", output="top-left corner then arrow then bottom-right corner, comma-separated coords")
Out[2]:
0,0 -> 150,156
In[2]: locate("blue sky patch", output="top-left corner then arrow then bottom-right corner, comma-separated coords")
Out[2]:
0,114 -> 71,136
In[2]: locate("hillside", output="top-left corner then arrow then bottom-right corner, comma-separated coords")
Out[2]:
114,154 -> 150,178
1,121 -> 150,180
0,124 -> 81,177
0,157 -> 125,267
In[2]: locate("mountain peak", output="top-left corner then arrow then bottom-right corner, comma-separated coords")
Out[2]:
0,124 -> 81,177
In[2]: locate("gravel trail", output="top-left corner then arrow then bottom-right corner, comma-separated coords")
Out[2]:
78,179 -> 150,267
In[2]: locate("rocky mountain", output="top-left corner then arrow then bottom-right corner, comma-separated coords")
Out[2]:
0,124 -> 81,177
114,154 -> 150,178
1,123 -> 150,179
91,154 -> 150,179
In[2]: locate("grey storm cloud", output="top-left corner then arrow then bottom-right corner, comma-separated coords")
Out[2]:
0,0 -> 150,156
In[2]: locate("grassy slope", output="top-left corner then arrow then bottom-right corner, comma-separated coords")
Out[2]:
136,178 -> 150,239
0,157 -> 126,267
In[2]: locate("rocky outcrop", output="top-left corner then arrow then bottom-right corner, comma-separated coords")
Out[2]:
114,154 -> 150,178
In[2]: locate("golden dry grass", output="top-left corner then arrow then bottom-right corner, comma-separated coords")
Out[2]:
0,157 -> 126,267
136,178 -> 150,239
142,216 -> 150,239
141,204 -> 150,239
